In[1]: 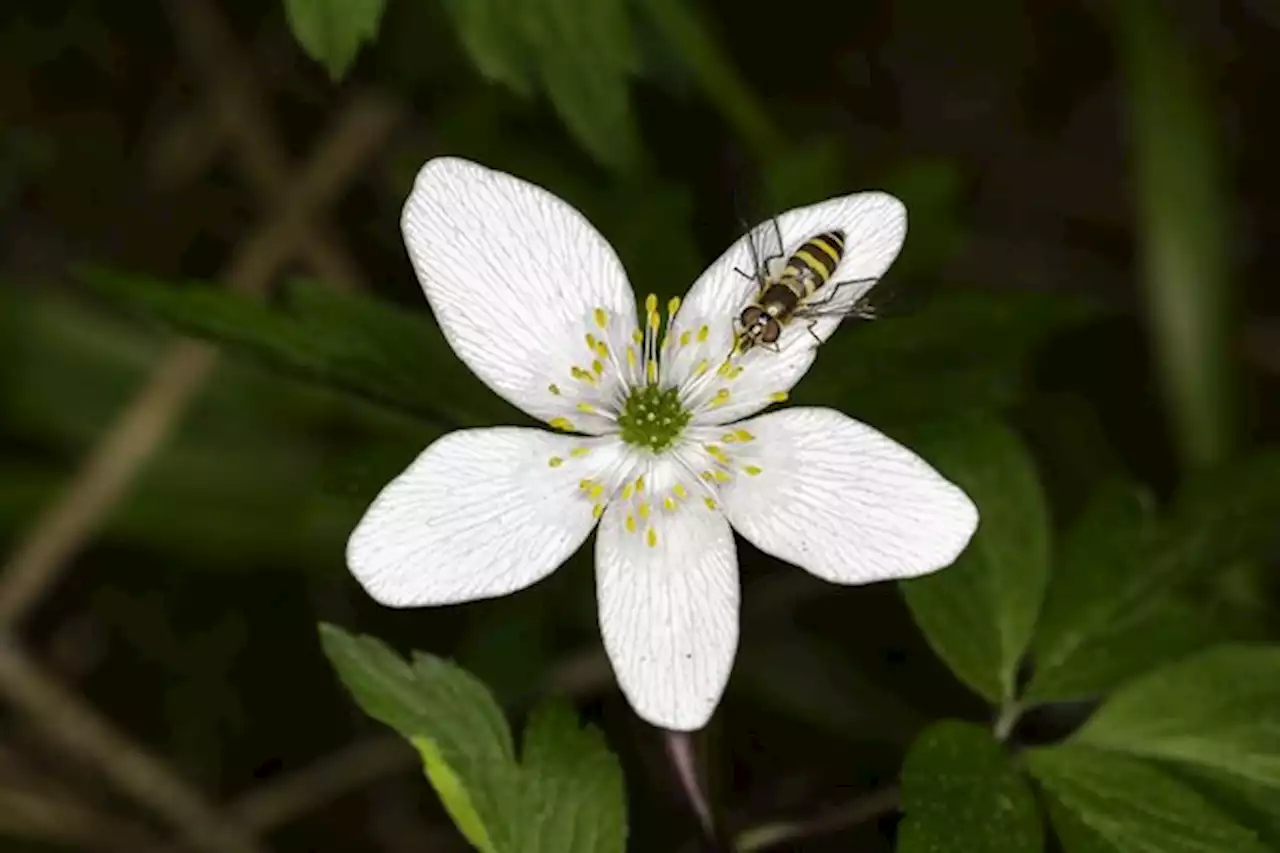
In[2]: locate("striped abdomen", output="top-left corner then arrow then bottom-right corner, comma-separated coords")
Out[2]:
781,230 -> 846,299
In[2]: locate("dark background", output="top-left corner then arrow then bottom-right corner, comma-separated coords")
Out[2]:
1,0 -> 1277,851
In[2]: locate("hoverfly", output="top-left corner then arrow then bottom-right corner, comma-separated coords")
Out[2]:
731,215 -> 881,357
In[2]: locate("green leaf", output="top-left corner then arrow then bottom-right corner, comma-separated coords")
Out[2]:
318,625 -> 516,853
82,269 -> 521,428
1027,743 -> 1266,853
900,415 -> 1050,703
1026,454 -> 1280,703
517,701 -> 627,852
521,0 -> 641,171
284,0 -> 386,80
1073,645 -> 1280,792
441,0 -> 535,95
898,721 -> 1042,853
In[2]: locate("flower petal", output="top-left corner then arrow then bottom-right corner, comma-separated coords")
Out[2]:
349,427 -> 619,606
595,498 -> 739,731
402,158 -> 637,429
675,191 -> 907,424
719,407 -> 977,584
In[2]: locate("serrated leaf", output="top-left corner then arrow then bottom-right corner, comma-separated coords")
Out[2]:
1073,645 -> 1280,792
1027,744 -> 1266,853
900,415 -> 1050,704
898,721 -> 1042,853
318,625 -> 517,853
518,701 -> 627,853
82,269 -> 521,428
284,0 -> 386,80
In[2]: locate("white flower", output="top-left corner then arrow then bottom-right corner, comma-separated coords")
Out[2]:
348,157 -> 978,731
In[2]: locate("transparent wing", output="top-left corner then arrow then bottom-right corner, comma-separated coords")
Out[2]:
738,216 -> 787,287
795,272 -> 905,322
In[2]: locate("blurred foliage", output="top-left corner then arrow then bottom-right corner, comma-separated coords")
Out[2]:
2,0 -> 1279,850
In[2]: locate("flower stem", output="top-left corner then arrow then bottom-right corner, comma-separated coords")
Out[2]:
663,729 -> 732,852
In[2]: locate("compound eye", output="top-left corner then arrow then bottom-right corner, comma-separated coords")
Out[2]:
761,317 -> 781,344
740,305 -> 763,327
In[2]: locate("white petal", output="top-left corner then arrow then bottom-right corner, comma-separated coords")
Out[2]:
402,158 -> 637,428
595,498 -> 739,731
719,407 -> 977,585
349,428 -> 620,606
675,192 -> 907,424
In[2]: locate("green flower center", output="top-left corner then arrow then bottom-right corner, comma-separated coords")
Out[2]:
617,384 -> 691,453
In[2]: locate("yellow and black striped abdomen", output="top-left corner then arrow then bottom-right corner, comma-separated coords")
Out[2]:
782,230 -> 846,298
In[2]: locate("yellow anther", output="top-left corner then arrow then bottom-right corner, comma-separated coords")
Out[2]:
594,307 -> 608,329
680,331 -> 691,347
632,329 -> 644,344
627,346 -> 637,369
663,496 -> 677,511
694,360 -> 710,377
673,483 -> 688,498
621,482 -> 634,500
548,383 -> 561,395
700,471 -> 715,482
589,483 -> 605,500
579,479 -> 594,491
729,365 -> 744,379
734,429 -> 754,442
697,325 -> 709,342
710,388 -> 731,407
550,417 -> 575,431
570,446 -> 591,457
577,402 -> 596,414
647,360 -> 658,383
649,310 -> 660,330
744,465 -> 763,476
647,527 -> 658,548
638,502 -> 650,519
722,432 -> 738,443
667,296 -> 681,316
596,342 -> 610,358
704,497 -> 718,511
592,503 -> 605,519
717,361 -> 732,377
626,514 -> 637,533
636,475 -> 646,492
714,469 -> 732,483
645,293 -> 658,314
592,359 -> 604,375
706,445 -> 727,462
770,391 -> 789,402
548,456 -> 564,468
586,333 -> 597,351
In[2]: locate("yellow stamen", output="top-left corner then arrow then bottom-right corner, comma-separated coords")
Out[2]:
710,388 -> 731,407
649,310 -> 660,330
636,475 -> 646,492
680,331 -> 691,347
713,470 -> 732,483
722,433 -> 738,443
770,391 -> 789,402
697,325 -> 709,342
694,359 -> 709,377
592,359 -> 604,375
594,307 -> 608,329
663,496 -> 677,511
717,361 -> 732,377
548,383 -> 561,395
667,296 -> 681,316
645,293 -> 658,314
704,497 -> 718,511
647,527 -> 658,548
550,417 -> 575,431
700,471 -> 715,482
570,446 -> 591,457
734,429 -> 754,442
673,484 -> 688,498
744,465 -> 763,476
626,514 -> 637,533
596,342 -> 610,358
589,483 -> 605,500
647,360 -> 658,383
579,479 -> 594,492
638,502 -> 650,519
577,402 -> 596,414
592,503 -> 605,519
621,482 -> 634,500
586,333 -> 597,351
632,329 -> 644,344
548,456 -> 564,468
627,346 -> 637,370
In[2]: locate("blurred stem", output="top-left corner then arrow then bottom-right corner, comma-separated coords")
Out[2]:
1113,0 -> 1236,470
638,0 -> 786,162
663,730 -> 731,852
735,785 -> 900,852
